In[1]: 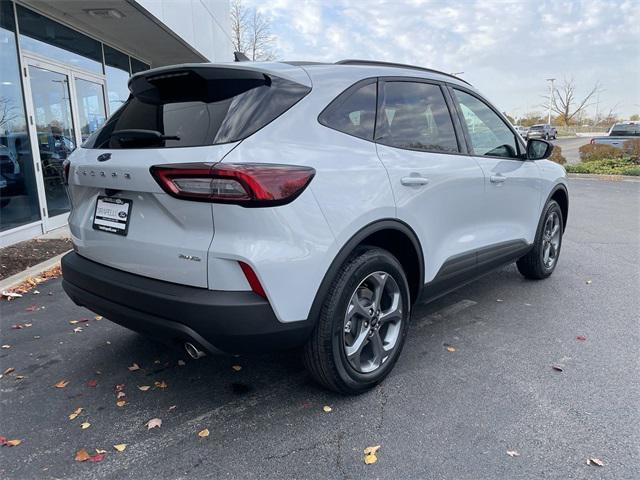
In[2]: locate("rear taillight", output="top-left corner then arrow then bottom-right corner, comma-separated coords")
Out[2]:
238,261 -> 267,298
150,163 -> 315,207
63,159 -> 71,185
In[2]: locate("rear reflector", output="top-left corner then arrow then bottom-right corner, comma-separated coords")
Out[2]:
150,163 -> 315,207
238,261 -> 267,298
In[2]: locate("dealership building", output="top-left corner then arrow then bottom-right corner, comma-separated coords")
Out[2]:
0,0 -> 232,246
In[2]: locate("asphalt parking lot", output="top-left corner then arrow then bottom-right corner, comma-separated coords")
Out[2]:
551,137 -> 592,164
1,176 -> 638,480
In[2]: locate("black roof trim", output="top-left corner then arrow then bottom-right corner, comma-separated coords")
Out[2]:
283,61 -> 331,66
335,59 -> 471,85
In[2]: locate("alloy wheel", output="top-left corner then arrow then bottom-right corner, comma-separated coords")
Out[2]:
542,211 -> 561,268
342,271 -> 403,374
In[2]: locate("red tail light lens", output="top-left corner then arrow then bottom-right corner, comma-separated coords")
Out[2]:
150,163 -> 315,207
238,261 -> 267,298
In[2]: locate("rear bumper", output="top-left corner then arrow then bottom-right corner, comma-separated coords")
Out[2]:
61,252 -> 312,354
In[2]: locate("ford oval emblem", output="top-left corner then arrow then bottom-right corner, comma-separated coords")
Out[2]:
97,153 -> 111,162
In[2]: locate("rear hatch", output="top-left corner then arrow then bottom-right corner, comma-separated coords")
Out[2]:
67,63 -> 311,288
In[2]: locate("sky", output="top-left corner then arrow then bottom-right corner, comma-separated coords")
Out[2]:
244,0 -> 640,120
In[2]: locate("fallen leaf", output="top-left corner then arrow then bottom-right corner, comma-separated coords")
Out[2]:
551,365 -> 564,372
33,290 -> 40,295
363,445 -> 381,465
75,448 -> 91,462
117,391 -> 126,399
154,380 -> 167,389
15,375 -> 25,380
587,458 -> 604,466
507,450 -> 520,457
446,346 -> 456,352
69,320 -> 79,324
154,359 -> 161,364
138,385 -> 151,391
128,363 -> 140,371
86,379 -> 98,388
2,291 -> 22,299
146,418 -> 162,429
115,384 -> 125,392
113,444 -> 127,452
116,400 -> 126,407
89,452 -> 105,462
24,323 -> 32,328
1,345 -> 10,349
11,324 -> 23,329
25,305 -> 38,312
576,335 -> 587,341
178,360 -> 186,366
496,299 -> 504,302
95,449 -> 107,454
6,439 -> 22,446
198,428 -> 210,438
69,407 -> 83,420
54,379 -> 70,388
73,327 -> 83,333
168,405 -> 177,411
231,365 -> 242,372
323,405 -> 332,413
586,280 -> 592,285
3,367 -> 15,375
95,316 -> 103,320
81,422 -> 91,429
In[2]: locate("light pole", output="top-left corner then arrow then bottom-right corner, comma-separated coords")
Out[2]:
546,78 -> 556,124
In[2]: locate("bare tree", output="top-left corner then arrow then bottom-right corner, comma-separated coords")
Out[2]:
543,77 -> 602,126
230,0 -> 276,61
0,97 -> 19,131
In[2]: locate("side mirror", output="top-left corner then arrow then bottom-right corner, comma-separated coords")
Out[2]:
527,138 -> 553,160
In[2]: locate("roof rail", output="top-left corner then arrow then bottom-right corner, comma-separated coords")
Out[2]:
335,59 -> 471,85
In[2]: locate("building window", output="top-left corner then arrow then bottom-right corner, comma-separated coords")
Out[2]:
104,45 -> 130,115
16,5 -> 103,74
0,2 -> 41,231
130,57 -> 150,74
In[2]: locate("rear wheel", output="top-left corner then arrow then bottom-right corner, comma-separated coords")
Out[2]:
303,247 -> 410,394
517,200 -> 563,279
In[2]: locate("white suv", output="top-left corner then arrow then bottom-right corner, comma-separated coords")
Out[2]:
61,60 -> 568,394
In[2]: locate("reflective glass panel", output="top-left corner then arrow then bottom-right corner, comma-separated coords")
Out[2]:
75,78 -> 106,143
0,2 -> 41,231
28,65 -> 73,217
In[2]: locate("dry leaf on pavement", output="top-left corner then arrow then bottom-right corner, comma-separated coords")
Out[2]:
95,316 -> 103,320
587,458 -> 604,466
1,437 -> 22,447
138,385 -> 151,391
154,380 -> 168,389
507,450 -> 520,457
551,365 -> 564,372
178,360 -> 186,366
89,452 -> 105,462
86,379 -> 98,388
146,418 -> 162,430
1,345 -> 10,349
69,407 -> 83,420
198,429 -> 210,438
363,445 -> 381,465
128,363 -> 140,371
576,335 -> 587,341
54,379 -> 69,388
231,365 -> 242,372
116,400 -> 126,407
323,405 -> 332,413
114,444 -> 127,452
75,448 -> 91,462
446,346 -> 456,352
81,422 -> 91,429
3,367 -> 15,375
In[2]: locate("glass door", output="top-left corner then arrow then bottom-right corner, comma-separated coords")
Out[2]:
23,57 -> 107,231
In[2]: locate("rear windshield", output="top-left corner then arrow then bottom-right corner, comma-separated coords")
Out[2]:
84,68 -> 310,149
530,125 -> 544,130
610,124 -> 640,136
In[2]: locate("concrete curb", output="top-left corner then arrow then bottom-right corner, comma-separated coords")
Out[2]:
0,250 -> 71,293
568,173 -> 640,183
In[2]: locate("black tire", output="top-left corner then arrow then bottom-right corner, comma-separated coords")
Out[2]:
303,247 -> 410,394
517,200 -> 563,279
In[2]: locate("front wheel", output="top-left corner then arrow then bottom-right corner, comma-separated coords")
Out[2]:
517,200 -> 563,279
303,247 -> 410,394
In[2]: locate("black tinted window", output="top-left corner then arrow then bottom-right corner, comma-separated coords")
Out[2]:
84,69 -> 310,149
454,89 -> 519,158
376,82 -> 458,153
319,81 -> 376,140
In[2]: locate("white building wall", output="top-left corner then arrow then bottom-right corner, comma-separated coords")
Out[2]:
136,0 -> 233,62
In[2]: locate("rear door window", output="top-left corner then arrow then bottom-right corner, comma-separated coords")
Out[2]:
318,81 -> 377,141
375,81 -> 459,153
84,68 -> 310,149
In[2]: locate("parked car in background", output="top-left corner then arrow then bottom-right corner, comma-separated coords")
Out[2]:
589,121 -> 640,149
513,125 -> 528,138
60,60 -> 568,394
527,124 -> 557,140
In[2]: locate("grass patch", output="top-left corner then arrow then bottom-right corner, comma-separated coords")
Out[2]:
566,157 -> 640,176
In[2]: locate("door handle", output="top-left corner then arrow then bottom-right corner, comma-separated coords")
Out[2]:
490,174 -> 506,184
401,176 -> 429,186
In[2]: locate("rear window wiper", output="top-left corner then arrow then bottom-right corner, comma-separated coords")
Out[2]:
110,129 -> 180,143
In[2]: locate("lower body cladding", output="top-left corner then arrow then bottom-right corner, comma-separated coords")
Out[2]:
60,252 -> 313,355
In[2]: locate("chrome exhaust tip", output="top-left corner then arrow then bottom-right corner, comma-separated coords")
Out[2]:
184,342 -> 205,359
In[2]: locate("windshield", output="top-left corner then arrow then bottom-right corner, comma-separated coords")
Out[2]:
610,124 -> 640,136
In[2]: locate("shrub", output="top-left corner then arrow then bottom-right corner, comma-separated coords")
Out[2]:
565,158 -> 640,176
578,143 -> 625,162
623,138 -> 640,163
548,144 -> 566,165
